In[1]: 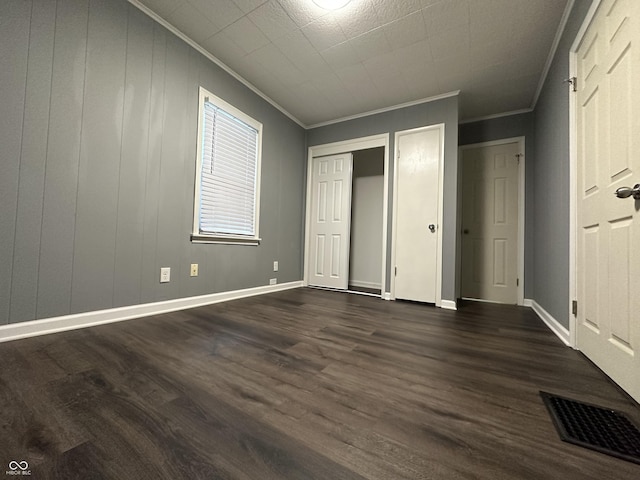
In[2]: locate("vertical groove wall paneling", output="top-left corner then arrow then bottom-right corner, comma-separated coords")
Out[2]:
260,120 -> 280,286
155,34 -> 190,302
3,0 -> 306,325
0,0 -> 31,325
0,0 -> 32,325
113,6 -> 154,308
70,0 -> 128,314
10,0 -> 56,324
179,49 -> 205,299
140,23 -> 166,305
37,0 -> 90,320
279,119 -> 306,282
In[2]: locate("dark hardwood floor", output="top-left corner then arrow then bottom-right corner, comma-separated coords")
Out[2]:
1,288 -> 639,479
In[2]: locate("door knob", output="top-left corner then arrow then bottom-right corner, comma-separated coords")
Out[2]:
428,224 -> 436,233
615,184 -> 640,200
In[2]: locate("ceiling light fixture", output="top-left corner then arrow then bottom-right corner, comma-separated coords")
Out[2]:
312,0 -> 351,10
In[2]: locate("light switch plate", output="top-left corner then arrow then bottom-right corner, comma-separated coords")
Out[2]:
190,263 -> 198,277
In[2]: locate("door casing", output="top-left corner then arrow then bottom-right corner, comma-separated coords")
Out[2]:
458,137 -> 526,306
568,0 -> 602,349
304,134 -> 390,299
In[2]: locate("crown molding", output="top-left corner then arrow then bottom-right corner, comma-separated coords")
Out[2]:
459,108 -> 533,125
306,91 -> 460,129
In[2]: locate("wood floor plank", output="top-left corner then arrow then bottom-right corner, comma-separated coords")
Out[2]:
0,288 -> 639,479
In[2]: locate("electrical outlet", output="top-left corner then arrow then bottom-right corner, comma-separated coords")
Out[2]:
269,278 -> 277,285
190,263 -> 198,277
273,261 -> 278,272
160,267 -> 171,283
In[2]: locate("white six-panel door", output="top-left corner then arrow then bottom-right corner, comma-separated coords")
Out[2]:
461,142 -> 520,304
393,126 -> 443,304
308,153 -> 353,290
576,0 -> 640,402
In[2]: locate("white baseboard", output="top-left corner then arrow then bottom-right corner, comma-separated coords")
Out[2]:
523,298 -> 533,307
440,299 -> 457,310
530,300 -> 571,346
383,292 -> 391,300
0,281 -> 303,343
349,280 -> 382,290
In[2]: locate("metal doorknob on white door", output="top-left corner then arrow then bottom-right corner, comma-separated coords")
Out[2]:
614,184 -> 640,200
428,224 -> 436,232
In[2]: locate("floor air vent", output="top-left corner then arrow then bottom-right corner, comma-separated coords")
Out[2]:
540,391 -> 640,465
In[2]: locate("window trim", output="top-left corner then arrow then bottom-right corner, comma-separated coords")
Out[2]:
192,86 -> 262,245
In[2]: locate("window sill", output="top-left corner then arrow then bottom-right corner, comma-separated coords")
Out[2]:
191,234 -> 261,246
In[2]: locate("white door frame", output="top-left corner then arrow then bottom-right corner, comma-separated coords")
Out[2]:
391,124 -> 445,306
568,0 -> 602,349
304,133 -> 390,299
458,136 -> 526,306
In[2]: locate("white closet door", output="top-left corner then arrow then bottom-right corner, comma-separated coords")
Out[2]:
308,153 -> 353,290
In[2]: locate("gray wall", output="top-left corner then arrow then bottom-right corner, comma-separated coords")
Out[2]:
459,113 -> 534,146
307,95 -> 460,302
0,0 -> 306,325
459,112 -> 535,299
532,0 -> 592,327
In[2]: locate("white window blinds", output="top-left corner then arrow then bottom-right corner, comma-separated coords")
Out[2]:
198,99 -> 259,237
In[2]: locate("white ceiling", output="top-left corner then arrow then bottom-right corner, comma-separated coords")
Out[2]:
134,0 -> 569,126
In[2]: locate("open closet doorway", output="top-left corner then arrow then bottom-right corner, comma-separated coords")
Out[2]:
304,134 -> 389,299
349,148 -> 384,296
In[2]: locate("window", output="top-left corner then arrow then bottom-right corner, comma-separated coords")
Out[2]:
192,87 -> 262,244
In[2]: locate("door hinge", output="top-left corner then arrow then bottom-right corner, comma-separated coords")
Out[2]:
572,300 -> 578,316
516,278 -> 519,287
564,76 -> 577,92
516,153 -> 523,164
395,266 -> 397,276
